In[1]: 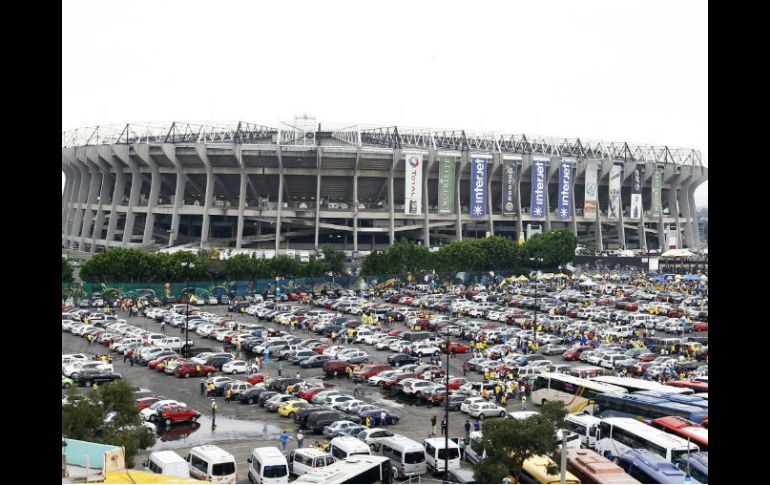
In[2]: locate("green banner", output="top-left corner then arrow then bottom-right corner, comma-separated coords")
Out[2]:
651,168 -> 662,217
438,156 -> 456,215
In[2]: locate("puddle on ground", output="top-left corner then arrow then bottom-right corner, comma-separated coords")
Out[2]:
150,416 -> 284,450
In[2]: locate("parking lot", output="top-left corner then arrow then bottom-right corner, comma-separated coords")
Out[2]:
63,276 -> 707,483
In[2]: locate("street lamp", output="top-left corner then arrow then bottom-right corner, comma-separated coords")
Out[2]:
181,262 -> 195,358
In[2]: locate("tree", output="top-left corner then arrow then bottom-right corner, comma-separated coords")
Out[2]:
526,230 -> 577,269
472,416 -> 560,483
322,246 -> 346,275
62,257 -> 74,282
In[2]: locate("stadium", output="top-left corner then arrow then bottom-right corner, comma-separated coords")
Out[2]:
62,119 -> 707,257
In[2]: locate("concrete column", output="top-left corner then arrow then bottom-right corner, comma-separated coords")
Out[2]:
515,158 -> 524,240
63,161 -> 82,246
389,149 -> 401,244
70,151 -> 90,249
456,152 -> 470,241
234,145 -> 247,249
78,156 -> 102,251
487,153 -> 498,236
353,148 -> 360,251
91,161 -> 113,252
161,144 -> 185,247
61,164 -> 74,233
275,147 -> 284,253
100,145 -> 124,246
112,145 -> 141,247
315,148 -> 323,250
135,144 -> 161,246
423,150 -> 436,245
678,181 -> 693,248
667,187 -> 680,248
616,164 -> 626,250
688,183 -> 701,250
195,143 -> 214,248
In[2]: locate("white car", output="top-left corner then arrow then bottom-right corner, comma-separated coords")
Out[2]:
368,370 -> 400,386
326,395 -> 355,409
221,360 -> 249,374
140,400 -> 184,421
323,345 -> 349,357
323,420 -> 360,437
339,399 -> 367,414
311,390 -> 343,405
375,338 -> 398,350
388,340 -> 410,353
412,344 -> 441,357
215,330 -> 238,342
63,360 -> 114,377
460,397 -> 488,414
468,401 -> 507,419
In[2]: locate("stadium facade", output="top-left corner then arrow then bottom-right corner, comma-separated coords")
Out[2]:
62,121 -> 707,255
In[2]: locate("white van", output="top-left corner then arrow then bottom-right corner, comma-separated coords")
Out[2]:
288,448 -> 336,477
423,438 -> 460,474
329,436 -> 372,460
145,450 -> 190,479
157,337 -> 183,350
247,447 -> 289,484
563,414 -> 602,448
187,445 -> 237,483
604,326 -> 633,338
377,435 -> 426,479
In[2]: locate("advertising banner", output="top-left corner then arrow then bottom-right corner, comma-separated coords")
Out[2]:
437,156 -> 456,215
502,159 -> 517,215
530,158 -> 547,218
630,165 -> 643,219
584,160 -> 599,218
651,168 -> 662,217
404,153 -> 423,215
470,157 -> 487,217
608,164 -> 622,219
558,160 -> 573,219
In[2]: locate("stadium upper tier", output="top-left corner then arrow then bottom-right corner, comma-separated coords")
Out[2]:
62,121 -> 706,254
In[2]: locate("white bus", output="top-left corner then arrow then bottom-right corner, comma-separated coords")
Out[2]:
591,375 -> 694,395
293,455 -> 393,484
594,417 -> 699,463
531,372 -> 628,413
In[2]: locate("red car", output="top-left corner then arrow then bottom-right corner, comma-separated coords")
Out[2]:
175,363 -> 216,378
447,377 -> 468,390
299,386 -> 328,401
352,364 -> 392,382
246,373 -> 266,385
692,322 -> 708,331
312,345 -> 326,354
154,404 -> 201,426
637,353 -> 659,362
382,372 -> 417,390
563,345 -> 593,361
444,342 -> 470,354
148,354 -> 180,369
136,396 -> 162,410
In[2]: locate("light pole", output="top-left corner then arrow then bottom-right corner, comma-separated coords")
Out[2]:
444,320 -> 451,483
181,262 -> 195,358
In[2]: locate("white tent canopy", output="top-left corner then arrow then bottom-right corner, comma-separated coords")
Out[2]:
661,248 -> 695,257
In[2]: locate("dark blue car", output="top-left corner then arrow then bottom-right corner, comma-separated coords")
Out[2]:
359,409 -> 400,426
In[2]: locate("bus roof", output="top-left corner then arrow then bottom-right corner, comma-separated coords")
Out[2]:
619,449 -> 700,482
539,372 -> 628,394
293,455 -> 389,483
567,449 -> 640,484
601,417 -> 701,450
523,455 -> 581,484
591,376 -> 694,394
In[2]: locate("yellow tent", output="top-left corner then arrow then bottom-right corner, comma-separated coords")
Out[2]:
101,470 -> 208,483
518,275 -> 529,281
555,273 -> 569,278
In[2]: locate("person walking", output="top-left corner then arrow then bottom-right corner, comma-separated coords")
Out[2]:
366,416 -> 372,428
459,440 -> 466,461
211,399 -> 218,426
297,431 -> 304,449
464,419 -> 471,442
473,419 -> 481,432
440,416 -> 448,436
380,410 -> 387,427
200,378 -> 206,396
431,415 -> 437,436
280,431 -> 290,452
225,388 -> 232,404
278,361 -> 283,377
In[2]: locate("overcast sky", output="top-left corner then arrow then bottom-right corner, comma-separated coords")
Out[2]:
62,0 -> 707,207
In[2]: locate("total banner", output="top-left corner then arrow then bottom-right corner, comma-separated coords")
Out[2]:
608,164 -> 622,219
651,168 -> 662,217
584,160 -> 599,218
502,159 -> 518,215
437,156 -> 456,215
558,160 -> 573,219
630,165 -> 643,219
404,153 -> 423,215
470,157 -> 487,217
530,158 -> 547,218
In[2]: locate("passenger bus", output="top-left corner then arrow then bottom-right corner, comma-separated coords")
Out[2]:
590,375 -> 694,395
593,392 -> 708,424
293,455 -> 392,484
650,416 -> 708,451
615,449 -> 701,484
565,448 -> 640,484
531,373 -> 627,413
665,379 -> 709,393
516,455 -> 581,484
594,417 -> 700,462
632,390 -> 709,410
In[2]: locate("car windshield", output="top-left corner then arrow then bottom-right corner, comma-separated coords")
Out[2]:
262,464 -> 288,478
212,462 -> 236,476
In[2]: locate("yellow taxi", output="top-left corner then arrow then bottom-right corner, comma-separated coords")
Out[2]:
277,399 -> 310,418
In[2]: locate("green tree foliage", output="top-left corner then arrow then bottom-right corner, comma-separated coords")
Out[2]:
472,416 -> 559,483
322,246 -> 346,275
538,400 -> 568,430
62,257 -> 74,282
62,380 -> 156,467
526,229 -> 578,269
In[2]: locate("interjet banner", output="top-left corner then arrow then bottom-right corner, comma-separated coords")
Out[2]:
584,160 -> 599,218
651,168 -> 662,217
502,159 -> 517,215
404,153 -> 423,215
558,160 -> 573,219
530,159 -> 547,218
438,156 -> 456,215
608,165 -> 622,219
470,157 -> 487,217
630,166 -> 643,220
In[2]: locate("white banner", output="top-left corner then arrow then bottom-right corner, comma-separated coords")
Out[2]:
584,160 -> 598,218
609,165 -> 622,219
404,153 -> 423,215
